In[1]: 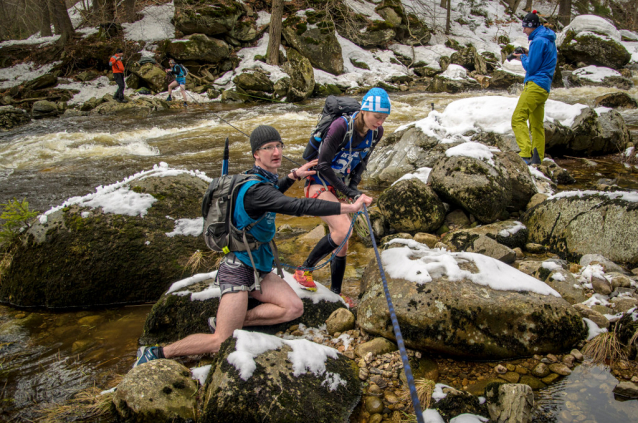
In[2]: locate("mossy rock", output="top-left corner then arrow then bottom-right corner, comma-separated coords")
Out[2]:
559,30 -> 631,70
0,171 -> 208,308
201,332 -> 361,422
174,0 -> 245,36
282,15 -> 343,75
378,179 -> 445,233
162,34 -> 230,63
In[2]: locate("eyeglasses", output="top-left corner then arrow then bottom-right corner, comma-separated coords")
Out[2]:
258,143 -> 285,152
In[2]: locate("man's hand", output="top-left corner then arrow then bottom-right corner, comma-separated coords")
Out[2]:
294,159 -> 318,179
341,194 -> 373,214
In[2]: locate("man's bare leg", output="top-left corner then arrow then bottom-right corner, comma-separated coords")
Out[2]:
163,290 -> 248,358
180,84 -> 187,102
244,273 -> 303,326
167,80 -> 177,98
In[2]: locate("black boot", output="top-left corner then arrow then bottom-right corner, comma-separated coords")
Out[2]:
530,148 -> 541,165
302,234 -> 338,269
330,255 -> 347,295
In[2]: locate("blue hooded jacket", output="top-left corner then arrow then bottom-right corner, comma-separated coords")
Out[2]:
521,25 -> 557,93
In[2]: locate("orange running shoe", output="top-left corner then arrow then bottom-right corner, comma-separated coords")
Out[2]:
340,294 -> 355,308
293,269 -> 317,291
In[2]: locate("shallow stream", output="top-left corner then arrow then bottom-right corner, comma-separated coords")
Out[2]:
1,86 -> 638,421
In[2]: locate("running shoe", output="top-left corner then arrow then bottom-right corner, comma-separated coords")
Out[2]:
166,95 -> 172,101
340,295 -> 355,309
183,101 -> 188,107
207,317 -> 216,334
134,346 -> 161,367
293,269 -> 317,292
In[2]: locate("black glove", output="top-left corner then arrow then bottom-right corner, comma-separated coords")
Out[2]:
345,187 -> 363,200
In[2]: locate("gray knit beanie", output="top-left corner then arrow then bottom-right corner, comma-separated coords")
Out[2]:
250,125 -> 281,154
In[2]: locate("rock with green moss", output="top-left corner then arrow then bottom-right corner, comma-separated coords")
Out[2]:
229,16 -> 259,42
522,191 -> 638,266
442,220 -> 529,251
139,272 -> 348,345
282,14 -> 343,75
282,48 -> 315,102
490,68 -> 524,89
233,70 -> 274,93
0,167 -> 209,308
451,46 -> 487,74
429,155 -> 511,224
0,105 -> 31,130
378,179 -> 445,233
128,62 -> 167,92
90,96 -> 170,116
114,359 -> 198,422
357,251 -> 587,359
173,0 -> 245,36
428,65 -> 481,93
559,30 -> 631,70
162,34 -> 230,63
200,331 -> 361,422
568,67 -> 633,90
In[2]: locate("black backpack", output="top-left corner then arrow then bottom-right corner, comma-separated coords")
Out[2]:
302,95 -> 361,161
201,173 -> 283,283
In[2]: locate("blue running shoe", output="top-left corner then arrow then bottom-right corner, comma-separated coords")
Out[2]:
207,317 -> 216,334
134,346 -> 161,367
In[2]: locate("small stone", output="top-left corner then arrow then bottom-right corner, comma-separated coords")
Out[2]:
365,396 -> 384,414
384,392 -> 399,404
546,354 -> 558,363
359,368 -> 369,380
291,330 -> 304,337
494,364 -> 508,374
570,263 -> 582,273
370,375 -> 388,389
571,349 -> 583,361
505,363 -> 516,372
631,376 -> 638,383
514,247 -> 524,259
501,372 -> 521,383
562,354 -> 575,367
613,381 -> 638,399
532,363 -> 551,378
542,373 -> 560,384
525,243 -> 545,253
549,363 -> 572,376
515,365 -> 529,375
591,275 -> 612,295
369,413 -> 383,423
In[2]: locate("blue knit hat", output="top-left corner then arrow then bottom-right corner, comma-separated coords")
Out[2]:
361,88 -> 391,114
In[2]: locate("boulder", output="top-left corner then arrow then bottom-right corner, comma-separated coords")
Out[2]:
114,359 -> 198,422
229,16 -> 259,42
326,308 -> 355,335
466,235 -> 516,264
537,159 -> 576,185
486,383 -> 534,423
544,269 -> 587,305
613,381 -> 638,399
174,0 -> 245,36
567,66 -> 633,90
129,62 -> 168,93
490,68 -> 525,89
23,74 -> 58,91
0,105 -> 31,130
434,386 -> 489,420
442,220 -> 528,251
139,271 -> 348,345
31,100 -> 59,119
579,254 -> 628,274
451,46 -> 487,74
0,167 -> 209,308
522,192 -> 638,266
90,96 -> 169,117
428,65 -> 481,93
200,330 -> 361,422
495,151 -> 538,210
594,92 -> 638,109
355,337 -> 397,358
233,70 -> 274,93
282,15 -> 344,75
357,241 -> 587,359
558,18 -> 631,69
162,34 -> 231,63
429,154 -> 511,223
377,179 -> 446,233
282,48 -> 315,102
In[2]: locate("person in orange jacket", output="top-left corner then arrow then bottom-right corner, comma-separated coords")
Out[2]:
109,49 -> 128,103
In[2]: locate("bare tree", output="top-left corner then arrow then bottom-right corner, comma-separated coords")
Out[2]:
49,0 -> 74,43
507,0 -> 524,12
445,0 -> 451,34
558,0 -> 571,25
39,0 -> 52,37
122,0 -> 137,23
524,0 -> 533,12
267,0 -> 284,66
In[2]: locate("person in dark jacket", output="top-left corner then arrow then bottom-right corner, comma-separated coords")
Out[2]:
134,125 -> 372,365
165,58 -> 188,107
293,88 -> 390,307
109,49 -> 127,103
511,11 -> 557,165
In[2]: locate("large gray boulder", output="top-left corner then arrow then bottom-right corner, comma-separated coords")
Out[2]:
377,179 -> 446,233
357,242 -> 587,359
522,191 -> 638,266
114,359 -> 198,422
90,96 -> 169,117
282,47 -> 315,102
451,46 -> 487,74
0,168 -> 208,308
200,330 -> 361,422
428,65 -> 482,93
139,272 -> 348,345
486,383 -> 534,423
282,15 -> 343,75
442,220 -> 528,251
567,66 -> 633,90
429,154 -> 511,223
233,69 -> 274,93
544,269 -> 588,305
129,62 -> 168,93
31,100 -> 59,119
0,105 -> 31,130
162,34 -> 231,63
490,68 -> 525,89
173,0 -> 245,36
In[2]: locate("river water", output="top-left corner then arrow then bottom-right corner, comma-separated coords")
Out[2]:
1,86 -> 637,421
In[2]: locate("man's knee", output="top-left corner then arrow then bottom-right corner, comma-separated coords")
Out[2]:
287,296 -> 304,320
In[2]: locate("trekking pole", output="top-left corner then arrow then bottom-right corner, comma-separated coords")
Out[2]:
361,204 -> 425,422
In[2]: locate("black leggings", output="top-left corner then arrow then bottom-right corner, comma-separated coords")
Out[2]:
114,73 -> 125,100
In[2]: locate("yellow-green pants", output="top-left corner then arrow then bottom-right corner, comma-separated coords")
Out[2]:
511,81 -> 549,159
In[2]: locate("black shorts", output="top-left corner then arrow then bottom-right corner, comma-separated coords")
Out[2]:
216,254 -> 270,296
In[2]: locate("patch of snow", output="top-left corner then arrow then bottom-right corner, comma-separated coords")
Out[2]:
550,190 -> 638,203
551,273 -> 566,281
256,10 -> 271,27
123,2 -> 175,42
166,217 -> 204,237
498,221 -> 525,238
432,383 -> 453,401
191,364 -> 212,385
581,293 -> 610,307
423,409 -> 446,423
0,62 -> 61,89
444,141 -> 499,165
583,317 -> 608,340
557,15 -> 621,46
450,414 -> 489,423
392,167 -> 432,186
542,261 -> 563,272
346,0 -> 384,21
572,65 -> 621,82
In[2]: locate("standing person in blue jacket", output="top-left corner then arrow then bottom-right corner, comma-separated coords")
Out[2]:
293,88 -> 390,307
134,125 -> 372,366
511,10 -> 557,165
165,58 -> 188,107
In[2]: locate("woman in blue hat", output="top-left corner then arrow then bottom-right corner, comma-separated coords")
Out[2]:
293,88 -> 391,305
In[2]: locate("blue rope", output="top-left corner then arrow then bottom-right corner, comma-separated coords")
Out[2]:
280,211 -> 362,272
362,204 -> 425,422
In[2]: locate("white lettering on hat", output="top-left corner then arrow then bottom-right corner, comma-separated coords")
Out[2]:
362,96 -> 389,112
375,96 -> 389,112
361,97 -> 374,111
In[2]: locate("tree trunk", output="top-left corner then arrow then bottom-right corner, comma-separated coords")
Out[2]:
267,0 -> 284,66
49,0 -> 74,43
440,0 -> 446,8
508,0 -> 523,13
94,0 -> 116,23
445,0 -> 451,34
524,0 -> 533,12
558,0 -> 571,25
122,0 -> 137,23
39,0 -> 52,37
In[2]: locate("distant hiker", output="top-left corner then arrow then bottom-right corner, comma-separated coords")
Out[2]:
511,11 -> 557,165
293,88 -> 390,307
109,48 -> 127,103
134,125 -> 372,366
165,58 -> 188,107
